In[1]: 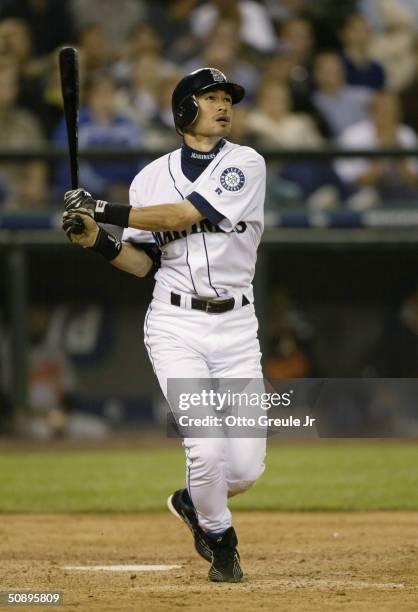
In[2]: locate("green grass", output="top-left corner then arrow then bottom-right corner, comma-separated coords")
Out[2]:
0,442 -> 417,512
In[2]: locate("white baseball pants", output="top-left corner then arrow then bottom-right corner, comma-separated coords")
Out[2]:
144,296 -> 266,533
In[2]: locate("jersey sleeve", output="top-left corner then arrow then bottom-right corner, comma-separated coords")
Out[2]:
187,149 -> 266,232
122,174 -> 156,244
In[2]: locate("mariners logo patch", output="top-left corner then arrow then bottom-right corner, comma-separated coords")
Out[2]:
210,68 -> 226,82
220,167 -> 245,192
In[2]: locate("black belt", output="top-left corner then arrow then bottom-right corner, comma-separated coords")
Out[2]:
170,292 -> 250,314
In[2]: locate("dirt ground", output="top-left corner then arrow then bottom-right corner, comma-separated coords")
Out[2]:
1,512 -> 417,612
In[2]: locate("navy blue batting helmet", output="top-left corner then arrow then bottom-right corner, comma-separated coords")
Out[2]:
172,67 -> 245,134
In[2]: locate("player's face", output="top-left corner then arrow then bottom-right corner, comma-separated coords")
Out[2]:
191,89 -> 233,138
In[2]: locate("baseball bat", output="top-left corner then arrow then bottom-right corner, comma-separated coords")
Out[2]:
59,46 -> 84,234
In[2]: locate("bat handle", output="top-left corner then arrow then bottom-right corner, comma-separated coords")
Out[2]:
70,161 -> 79,190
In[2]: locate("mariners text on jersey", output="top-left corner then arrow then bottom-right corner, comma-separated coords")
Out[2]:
153,220 -> 247,247
123,140 -> 266,299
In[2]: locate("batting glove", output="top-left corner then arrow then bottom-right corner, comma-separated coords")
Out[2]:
64,188 -> 108,220
64,188 -> 131,227
62,209 -> 95,242
62,209 -> 121,260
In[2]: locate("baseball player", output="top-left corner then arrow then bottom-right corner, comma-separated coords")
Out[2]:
63,68 -> 266,583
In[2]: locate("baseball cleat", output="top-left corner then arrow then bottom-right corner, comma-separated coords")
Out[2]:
167,488 -> 212,562
207,526 -> 243,583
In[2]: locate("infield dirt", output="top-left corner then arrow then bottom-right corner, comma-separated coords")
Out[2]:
1,512 -> 417,611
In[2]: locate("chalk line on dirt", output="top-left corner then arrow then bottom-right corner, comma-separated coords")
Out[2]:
63,565 -> 181,572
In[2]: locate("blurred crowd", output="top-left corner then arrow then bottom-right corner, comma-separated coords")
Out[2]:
1,0 -> 418,211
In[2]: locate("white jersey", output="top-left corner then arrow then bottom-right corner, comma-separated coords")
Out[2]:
122,140 -> 266,299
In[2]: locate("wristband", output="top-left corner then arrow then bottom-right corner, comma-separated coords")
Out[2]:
96,201 -> 131,227
89,228 -> 122,261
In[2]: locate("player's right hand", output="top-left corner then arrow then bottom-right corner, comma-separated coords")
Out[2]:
64,188 -> 93,212
62,209 -> 100,247
64,188 -> 110,223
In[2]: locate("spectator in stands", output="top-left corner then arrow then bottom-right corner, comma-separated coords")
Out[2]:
264,286 -> 316,379
115,51 -> 178,128
248,81 -> 344,209
78,24 -> 116,76
312,52 -> 373,139
0,18 -> 49,130
366,0 -> 417,92
22,303 -> 109,440
302,0 -> 358,49
0,17 -> 77,137
259,53 -> 326,136
0,60 -> 47,209
185,18 -> 260,100
0,0 -> 76,56
339,13 -> 386,91
127,22 -> 164,60
191,0 -> 277,55
279,15 -> 315,67
53,73 -> 143,201
70,0 -> 145,47
0,17 -> 33,74
146,73 -> 184,150
361,0 -> 418,34
277,17 -> 315,101
112,23 -> 176,88
248,81 -> 322,148
25,303 -> 76,440
336,92 -> 418,208
0,17 -> 53,90
146,0 -> 200,64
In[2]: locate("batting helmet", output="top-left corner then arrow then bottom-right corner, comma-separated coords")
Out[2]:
172,67 -> 245,134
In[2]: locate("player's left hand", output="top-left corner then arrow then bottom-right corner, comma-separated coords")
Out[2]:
62,209 -> 100,247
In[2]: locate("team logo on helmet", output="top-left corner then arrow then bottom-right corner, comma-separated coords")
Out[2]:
210,68 -> 226,83
220,167 -> 245,192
